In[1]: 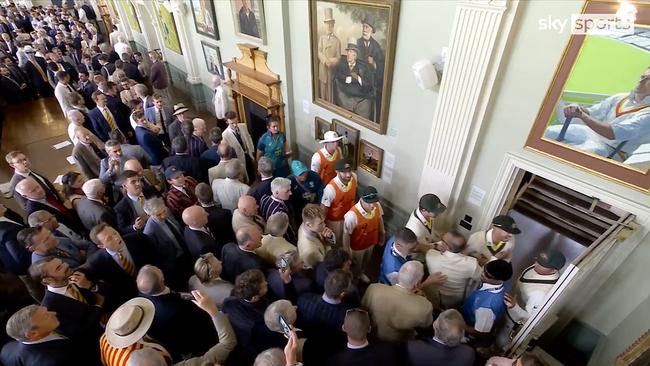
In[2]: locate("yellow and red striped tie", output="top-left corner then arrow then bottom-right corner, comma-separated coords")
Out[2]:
67,284 -> 87,304
118,250 -> 136,277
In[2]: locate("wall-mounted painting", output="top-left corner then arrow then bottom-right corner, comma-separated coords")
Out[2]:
332,119 -> 359,169
201,41 -> 224,78
359,139 -> 383,177
191,0 -> 219,40
231,0 -> 267,44
157,4 -> 182,55
122,0 -> 140,33
526,0 -> 650,192
309,0 -> 400,135
315,117 -> 332,141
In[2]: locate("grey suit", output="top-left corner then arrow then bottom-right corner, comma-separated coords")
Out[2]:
99,156 -> 128,184
72,143 -> 102,179
168,119 -> 182,147
121,143 -> 152,167
76,197 -> 116,231
143,215 -> 186,264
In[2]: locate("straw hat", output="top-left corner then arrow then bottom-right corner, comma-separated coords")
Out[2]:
172,103 -> 189,116
105,297 -> 155,348
320,130 -> 343,144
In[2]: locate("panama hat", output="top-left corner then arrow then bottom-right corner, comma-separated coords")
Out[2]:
172,103 -> 189,116
320,130 -> 343,144
105,297 -> 155,348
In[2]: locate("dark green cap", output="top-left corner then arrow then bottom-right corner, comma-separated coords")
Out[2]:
536,249 -> 566,270
492,215 -> 521,234
419,194 -> 446,215
360,186 -> 379,203
335,159 -> 353,172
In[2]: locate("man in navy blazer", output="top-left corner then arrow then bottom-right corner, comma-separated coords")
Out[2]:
134,110 -> 168,166
182,205 -> 221,261
144,94 -> 174,144
89,91 -> 131,141
114,170 -> 148,235
0,305 -> 86,366
86,223 -> 158,313
196,182 -> 236,246
163,137 -> 204,181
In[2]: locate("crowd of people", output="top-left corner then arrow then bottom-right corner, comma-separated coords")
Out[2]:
0,3 -> 554,366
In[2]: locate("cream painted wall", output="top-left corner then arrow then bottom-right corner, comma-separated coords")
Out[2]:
287,0 -> 456,213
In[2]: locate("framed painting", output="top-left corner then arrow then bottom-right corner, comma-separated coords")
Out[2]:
122,0 -> 140,33
309,0 -> 400,135
315,117 -> 332,141
616,328 -> 650,365
157,4 -> 182,55
191,0 -> 219,40
332,119 -> 359,169
526,0 -> 650,192
231,0 -> 267,44
359,139 -> 383,177
201,41 -> 224,78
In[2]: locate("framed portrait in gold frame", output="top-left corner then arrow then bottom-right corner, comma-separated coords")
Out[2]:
309,0 -> 401,135
525,0 -> 650,192
358,139 -> 383,177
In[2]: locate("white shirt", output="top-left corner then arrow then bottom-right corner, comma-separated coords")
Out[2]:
464,229 -> 515,263
508,265 -> 560,323
54,82 -> 76,114
213,85 -> 229,119
22,332 -> 67,345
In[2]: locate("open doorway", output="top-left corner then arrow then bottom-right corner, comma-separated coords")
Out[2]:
494,170 -> 636,365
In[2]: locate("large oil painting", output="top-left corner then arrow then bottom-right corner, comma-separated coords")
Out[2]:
191,0 -> 219,40
157,4 -> 182,55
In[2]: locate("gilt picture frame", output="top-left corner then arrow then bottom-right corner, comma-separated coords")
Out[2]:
358,139 -> 383,177
191,0 -> 220,40
332,118 -> 360,169
315,117 -> 332,141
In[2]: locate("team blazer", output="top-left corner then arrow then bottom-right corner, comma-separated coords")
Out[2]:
222,124 -> 255,182
71,142 -> 102,179
76,197 -> 116,231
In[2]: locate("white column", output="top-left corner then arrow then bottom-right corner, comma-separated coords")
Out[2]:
417,0 -> 519,226
168,0 -> 202,84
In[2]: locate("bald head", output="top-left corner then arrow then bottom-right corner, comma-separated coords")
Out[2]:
66,109 -> 84,124
136,265 -> 165,295
15,178 -> 45,200
236,226 -> 262,251
237,195 -> 258,216
182,205 -> 208,228
123,159 -> 143,174
81,178 -> 105,199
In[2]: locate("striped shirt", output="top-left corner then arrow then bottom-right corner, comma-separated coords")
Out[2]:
260,194 -> 297,243
99,333 -> 172,366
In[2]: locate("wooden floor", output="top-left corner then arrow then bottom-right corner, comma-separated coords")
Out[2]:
0,88 -> 214,214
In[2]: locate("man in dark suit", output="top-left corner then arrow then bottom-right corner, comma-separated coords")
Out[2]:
136,265 -> 217,360
195,182 -> 235,246
86,223 -> 158,312
114,170 -> 148,235
76,70 -> 96,109
148,51 -> 169,101
46,50 -> 78,84
121,52 -> 142,81
406,309 -> 475,366
76,179 -> 116,231
134,110 -> 168,166
0,64 -> 29,103
71,128 -> 106,179
23,46 -> 52,97
221,226 -> 268,283
97,53 -> 114,81
0,204 -> 29,275
238,0 -> 259,38
142,197 -> 191,288
248,156 -> 274,204
28,257 -> 103,340
163,136 -> 203,181
89,91 -> 131,141
6,151 -> 63,211
326,309 -> 401,366
14,178 -> 82,235
0,305 -> 85,366
333,42 -> 373,121
182,205 -> 221,261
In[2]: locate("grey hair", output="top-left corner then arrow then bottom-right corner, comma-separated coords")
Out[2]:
225,161 -> 240,179
265,212 -> 288,236
263,299 -> 296,333
66,109 -> 83,123
6,305 -> 39,341
257,156 -> 274,177
432,309 -> 466,347
27,210 -> 52,228
270,177 -> 291,195
253,348 -> 285,366
397,261 -> 424,290
126,348 -> 167,366
143,197 -> 165,216
81,179 -> 104,198
136,265 -> 165,295
133,83 -> 148,97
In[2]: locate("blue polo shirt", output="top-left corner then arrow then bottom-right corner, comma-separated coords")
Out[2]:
379,236 -> 409,284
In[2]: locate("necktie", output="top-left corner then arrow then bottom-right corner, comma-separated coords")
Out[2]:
67,284 -> 87,304
426,218 -> 433,230
102,108 -> 118,130
158,109 -> 167,134
138,195 -> 144,206
46,196 -> 73,219
55,247 -> 71,258
118,250 -> 136,277
66,84 -> 74,93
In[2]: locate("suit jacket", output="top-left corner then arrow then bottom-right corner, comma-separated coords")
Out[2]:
326,343 -> 402,366
184,227 -> 221,261
72,142 -> 103,179
76,197 -> 116,231
10,170 -> 61,211
144,105 -> 174,133
31,237 -> 93,268
0,218 -> 29,275
86,232 -> 158,312
24,57 -> 51,91
25,199 -> 83,235
149,60 -> 168,89
168,119 -> 182,145
220,243 -> 268,283
163,154 -> 203,182
406,338 -> 475,366
222,125 -> 255,182
76,80 -> 97,109
334,56 -> 373,98
203,205 -> 235,246
89,106 -> 126,141
123,62 -> 142,80
114,195 -> 142,234
0,75 -> 28,103
143,216 -> 188,265
99,155 -> 128,184
99,62 -> 115,80
0,338 -> 83,366
361,283 -> 433,343
135,126 -> 168,166
142,292 -> 218,360
248,178 -> 272,205
121,143 -> 152,167
41,287 -> 103,339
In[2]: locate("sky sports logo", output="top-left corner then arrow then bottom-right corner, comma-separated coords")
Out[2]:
539,14 -> 635,35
